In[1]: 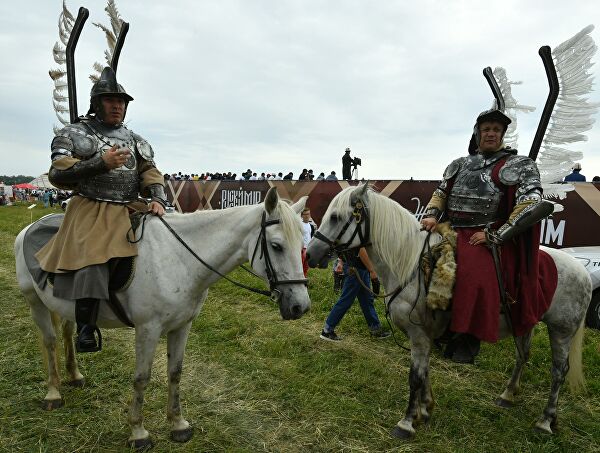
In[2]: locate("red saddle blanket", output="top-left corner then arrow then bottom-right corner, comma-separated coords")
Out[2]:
450,225 -> 558,343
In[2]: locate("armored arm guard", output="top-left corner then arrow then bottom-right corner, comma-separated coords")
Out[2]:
49,156 -> 107,185
486,200 -> 553,244
48,130 -> 107,186
147,184 -> 168,208
486,156 -> 547,244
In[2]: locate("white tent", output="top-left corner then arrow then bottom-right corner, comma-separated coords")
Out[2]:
29,173 -> 58,189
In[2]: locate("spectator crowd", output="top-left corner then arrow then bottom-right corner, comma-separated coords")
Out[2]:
164,168 -> 342,182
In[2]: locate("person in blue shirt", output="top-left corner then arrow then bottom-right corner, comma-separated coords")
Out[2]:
564,163 -> 586,182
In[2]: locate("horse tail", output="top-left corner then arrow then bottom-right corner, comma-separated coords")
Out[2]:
566,320 -> 586,393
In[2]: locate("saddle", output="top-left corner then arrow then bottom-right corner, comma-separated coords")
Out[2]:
23,213 -> 137,326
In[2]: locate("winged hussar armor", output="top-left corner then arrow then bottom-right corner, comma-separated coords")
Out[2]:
50,118 -> 155,203
440,150 -> 542,227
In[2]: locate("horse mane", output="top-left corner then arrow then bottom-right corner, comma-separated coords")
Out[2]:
274,200 -> 304,251
327,185 -> 423,286
165,199 -> 303,251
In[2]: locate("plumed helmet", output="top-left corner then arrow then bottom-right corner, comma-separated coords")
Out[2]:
475,109 -> 511,130
90,66 -> 133,101
573,163 -> 582,170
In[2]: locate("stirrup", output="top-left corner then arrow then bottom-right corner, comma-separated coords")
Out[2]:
76,326 -> 103,353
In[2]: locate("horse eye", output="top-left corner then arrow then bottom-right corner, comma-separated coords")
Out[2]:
330,214 -> 339,223
271,242 -> 283,251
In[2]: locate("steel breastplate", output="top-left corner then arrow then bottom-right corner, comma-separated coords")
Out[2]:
447,153 -> 507,227
76,120 -> 140,203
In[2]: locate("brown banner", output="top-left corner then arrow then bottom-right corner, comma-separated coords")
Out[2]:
166,180 -> 600,249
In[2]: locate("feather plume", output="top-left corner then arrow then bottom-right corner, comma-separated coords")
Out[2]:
106,0 -> 123,37
53,42 -> 66,64
492,67 -> 536,149
92,22 -> 117,57
61,0 -> 75,22
53,101 -> 70,114
537,24 -> 600,199
90,1 -> 125,82
50,2 -> 76,132
53,90 -> 68,102
48,68 -> 66,80
53,79 -> 68,91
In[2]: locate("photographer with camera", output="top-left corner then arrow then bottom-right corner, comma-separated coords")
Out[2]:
342,147 -> 361,180
342,148 -> 352,180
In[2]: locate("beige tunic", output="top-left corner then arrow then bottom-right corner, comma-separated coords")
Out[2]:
35,156 -> 164,273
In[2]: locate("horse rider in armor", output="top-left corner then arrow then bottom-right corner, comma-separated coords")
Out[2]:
420,109 -> 557,363
36,66 -> 167,353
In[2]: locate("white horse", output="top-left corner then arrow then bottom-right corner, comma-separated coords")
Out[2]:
14,187 -> 310,449
306,184 -> 591,439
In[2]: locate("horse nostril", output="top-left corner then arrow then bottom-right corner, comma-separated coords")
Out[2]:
291,304 -> 303,318
305,251 -> 311,261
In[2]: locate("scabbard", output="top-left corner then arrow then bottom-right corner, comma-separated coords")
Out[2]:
489,243 -> 512,328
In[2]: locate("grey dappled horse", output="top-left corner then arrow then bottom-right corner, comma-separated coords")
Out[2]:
14,187 -> 310,449
306,184 -> 591,439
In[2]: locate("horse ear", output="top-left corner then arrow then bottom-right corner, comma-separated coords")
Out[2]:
291,196 -> 308,214
350,183 -> 369,205
264,187 -> 279,214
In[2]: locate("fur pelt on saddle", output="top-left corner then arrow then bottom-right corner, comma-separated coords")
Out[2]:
421,222 -> 457,311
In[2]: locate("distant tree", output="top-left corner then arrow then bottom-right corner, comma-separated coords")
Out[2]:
0,175 -> 36,185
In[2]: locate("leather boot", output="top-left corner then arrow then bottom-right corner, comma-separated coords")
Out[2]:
444,333 -> 480,364
75,298 -> 102,353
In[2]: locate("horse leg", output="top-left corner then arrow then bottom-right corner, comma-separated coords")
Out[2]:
419,360 -> 434,424
496,332 -> 532,408
127,325 -> 161,449
534,326 -> 571,434
29,299 -> 63,410
166,322 -> 194,443
61,319 -> 85,387
392,334 -> 431,439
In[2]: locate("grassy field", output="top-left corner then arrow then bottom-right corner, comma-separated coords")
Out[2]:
1,203 -> 599,452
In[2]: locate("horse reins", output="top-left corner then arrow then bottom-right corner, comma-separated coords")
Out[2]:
130,212 -> 307,304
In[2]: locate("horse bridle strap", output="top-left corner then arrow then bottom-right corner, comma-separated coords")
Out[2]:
313,199 -> 371,254
250,212 -> 309,299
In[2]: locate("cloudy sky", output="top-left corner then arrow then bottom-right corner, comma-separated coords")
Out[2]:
1,0 -> 600,180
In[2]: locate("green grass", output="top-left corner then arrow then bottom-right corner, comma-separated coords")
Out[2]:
1,203 -> 599,452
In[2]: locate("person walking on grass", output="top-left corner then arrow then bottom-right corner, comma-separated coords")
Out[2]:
320,247 -> 390,341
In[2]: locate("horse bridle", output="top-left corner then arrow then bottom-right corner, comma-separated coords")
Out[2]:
313,198 -> 371,259
156,212 -> 307,304
247,212 -> 308,302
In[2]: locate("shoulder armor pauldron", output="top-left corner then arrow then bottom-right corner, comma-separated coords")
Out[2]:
498,155 -> 537,186
53,123 -> 96,158
443,157 -> 466,180
132,132 -> 155,162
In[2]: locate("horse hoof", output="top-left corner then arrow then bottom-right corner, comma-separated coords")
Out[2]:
67,378 -> 86,388
128,437 -> 154,450
40,398 -> 63,410
391,425 -> 415,440
533,421 -> 553,435
170,426 -> 194,443
495,397 -> 513,408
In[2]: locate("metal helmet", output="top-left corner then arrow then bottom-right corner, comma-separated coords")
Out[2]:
473,108 -> 512,148
88,66 -> 133,120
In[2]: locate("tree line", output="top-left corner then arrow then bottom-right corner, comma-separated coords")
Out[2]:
0,175 -> 35,185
